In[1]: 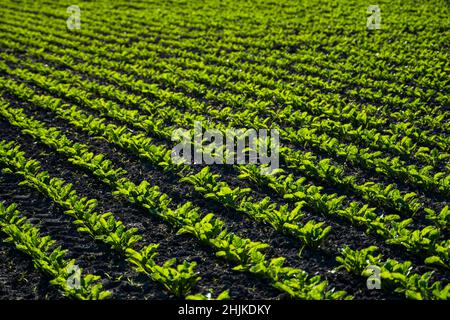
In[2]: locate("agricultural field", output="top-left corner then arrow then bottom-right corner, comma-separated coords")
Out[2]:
0,0 -> 449,303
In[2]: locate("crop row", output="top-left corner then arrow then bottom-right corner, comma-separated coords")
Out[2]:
0,49 -> 443,225
0,60 -> 334,252
0,202 -> 110,299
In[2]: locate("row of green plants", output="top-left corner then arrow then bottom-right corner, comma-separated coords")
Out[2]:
2,72 -> 448,272
237,165 -> 449,269
0,51 -> 439,226
2,30 -> 448,205
14,53 -> 441,225
0,59 -> 333,253
279,146 -> 446,215
1,0 -> 447,301
1,70 -> 446,269
181,167 -> 330,253
0,48 -> 440,225
5,0 -> 445,80
0,54 -> 436,220
0,201 -> 110,300
0,139 -> 207,298
282,127 -> 450,196
1,19 -> 448,160
1,30 -> 450,202
3,0 -> 447,118
1,12 -> 448,156
0,99 -> 348,300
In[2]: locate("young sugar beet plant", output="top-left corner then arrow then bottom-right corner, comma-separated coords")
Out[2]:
0,202 -> 110,300
0,103 -> 349,300
423,240 -> 450,270
180,167 -> 251,209
0,140 -> 202,298
126,245 -> 201,298
425,206 -> 450,231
